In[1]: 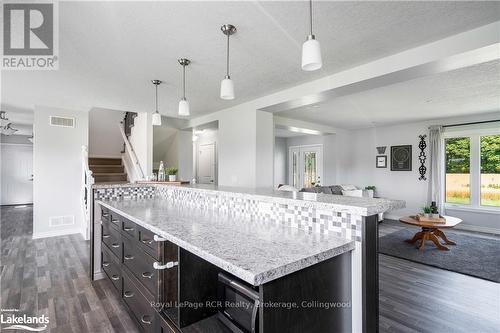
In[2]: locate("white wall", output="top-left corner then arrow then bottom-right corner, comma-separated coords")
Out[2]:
342,113 -> 500,231
33,105 -> 88,238
274,137 -> 287,187
129,112 -> 152,179
88,109 -> 124,157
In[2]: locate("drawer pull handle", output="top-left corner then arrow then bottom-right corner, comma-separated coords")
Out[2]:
124,227 -> 134,232
111,243 -> 120,248
111,275 -> 120,281
153,261 -> 178,270
102,261 -> 110,267
142,272 -> 153,279
141,315 -> 152,325
102,234 -> 110,239
124,254 -> 134,260
124,291 -> 134,298
111,219 -> 119,224
141,238 -> 153,245
153,235 -> 167,242
102,213 -> 109,218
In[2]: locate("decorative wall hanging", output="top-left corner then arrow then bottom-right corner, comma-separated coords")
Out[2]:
391,145 -> 412,171
376,155 -> 387,168
418,134 -> 427,180
376,146 -> 386,154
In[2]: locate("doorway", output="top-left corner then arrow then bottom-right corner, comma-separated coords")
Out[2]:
1,143 -> 33,205
288,145 -> 323,189
197,142 -> 216,184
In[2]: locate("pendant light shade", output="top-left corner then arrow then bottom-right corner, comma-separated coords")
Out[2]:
220,76 -> 235,100
220,24 -> 236,100
178,99 -> 190,117
151,79 -> 162,126
302,36 -> 322,71
178,58 -> 191,116
301,0 -> 322,71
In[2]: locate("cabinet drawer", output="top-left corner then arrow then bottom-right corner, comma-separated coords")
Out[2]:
108,211 -> 122,230
102,223 -> 122,259
121,217 -> 138,239
101,245 -> 121,292
123,272 -> 156,332
138,225 -> 161,260
123,235 -> 158,298
101,206 -> 110,222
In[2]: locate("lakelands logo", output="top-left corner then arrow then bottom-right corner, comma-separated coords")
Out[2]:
2,2 -> 59,70
0,313 -> 49,331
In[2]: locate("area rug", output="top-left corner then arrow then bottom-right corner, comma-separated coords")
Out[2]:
379,229 -> 500,283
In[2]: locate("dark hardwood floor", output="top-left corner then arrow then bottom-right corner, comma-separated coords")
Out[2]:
0,205 -> 140,333
1,206 -> 498,332
378,220 -> 500,333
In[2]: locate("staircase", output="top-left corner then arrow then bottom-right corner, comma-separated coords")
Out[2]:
89,157 -> 128,183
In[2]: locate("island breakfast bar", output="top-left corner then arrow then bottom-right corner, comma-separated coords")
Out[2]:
90,184 -> 405,333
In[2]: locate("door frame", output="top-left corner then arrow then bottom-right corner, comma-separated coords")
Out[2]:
196,141 -> 217,185
288,144 -> 323,188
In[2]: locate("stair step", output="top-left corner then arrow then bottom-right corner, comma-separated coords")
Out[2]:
89,165 -> 124,173
88,157 -> 122,166
93,173 -> 127,182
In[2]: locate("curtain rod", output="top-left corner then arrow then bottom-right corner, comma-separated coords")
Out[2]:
442,119 -> 500,128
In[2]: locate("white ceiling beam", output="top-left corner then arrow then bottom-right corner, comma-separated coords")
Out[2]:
274,116 -> 337,135
256,21 -> 500,113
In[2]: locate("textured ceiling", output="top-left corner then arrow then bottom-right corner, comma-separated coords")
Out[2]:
2,1 -> 499,121
277,59 -> 500,129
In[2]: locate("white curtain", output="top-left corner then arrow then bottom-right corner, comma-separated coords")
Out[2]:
427,125 -> 444,213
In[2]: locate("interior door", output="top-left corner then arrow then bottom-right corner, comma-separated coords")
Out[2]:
197,143 -> 216,184
1,144 -> 33,205
288,145 -> 323,189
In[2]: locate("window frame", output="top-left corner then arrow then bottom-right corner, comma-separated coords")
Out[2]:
442,127 -> 500,212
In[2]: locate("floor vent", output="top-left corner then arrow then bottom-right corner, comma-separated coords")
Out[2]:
49,116 -> 75,128
49,215 -> 75,227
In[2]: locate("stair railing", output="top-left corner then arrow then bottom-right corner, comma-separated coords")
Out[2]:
119,122 -> 145,181
81,145 -> 94,240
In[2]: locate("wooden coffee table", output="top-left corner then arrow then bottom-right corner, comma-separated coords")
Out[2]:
399,215 -> 462,251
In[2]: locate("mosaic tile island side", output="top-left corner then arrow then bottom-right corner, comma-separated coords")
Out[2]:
97,197 -> 355,286
93,183 -> 406,216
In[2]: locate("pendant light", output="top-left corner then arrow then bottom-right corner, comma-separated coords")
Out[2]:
178,58 -> 191,116
220,24 -> 236,100
301,0 -> 322,71
151,79 -> 162,126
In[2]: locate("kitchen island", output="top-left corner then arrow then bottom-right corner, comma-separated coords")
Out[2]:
90,184 -> 405,333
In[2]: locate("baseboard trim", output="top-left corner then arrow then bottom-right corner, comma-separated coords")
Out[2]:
32,228 -> 84,239
454,224 -> 500,235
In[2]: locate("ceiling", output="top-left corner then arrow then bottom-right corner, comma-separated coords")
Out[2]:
2,1 -> 500,123
277,59 -> 500,129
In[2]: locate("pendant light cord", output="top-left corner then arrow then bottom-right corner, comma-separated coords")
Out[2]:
309,0 -> 313,36
155,83 -> 158,112
226,33 -> 230,77
183,65 -> 186,99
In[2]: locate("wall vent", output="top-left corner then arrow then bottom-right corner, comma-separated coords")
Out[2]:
49,215 -> 75,227
49,116 -> 75,128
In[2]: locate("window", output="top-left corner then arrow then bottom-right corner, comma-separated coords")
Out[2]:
445,137 -> 470,204
443,126 -> 500,210
480,135 -> 500,207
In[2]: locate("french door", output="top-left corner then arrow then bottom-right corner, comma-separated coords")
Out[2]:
288,145 -> 323,189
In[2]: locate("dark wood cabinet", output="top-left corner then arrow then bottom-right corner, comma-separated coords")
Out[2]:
100,205 -> 179,333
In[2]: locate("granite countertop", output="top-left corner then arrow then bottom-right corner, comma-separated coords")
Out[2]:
93,183 -> 405,216
97,198 -> 355,286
